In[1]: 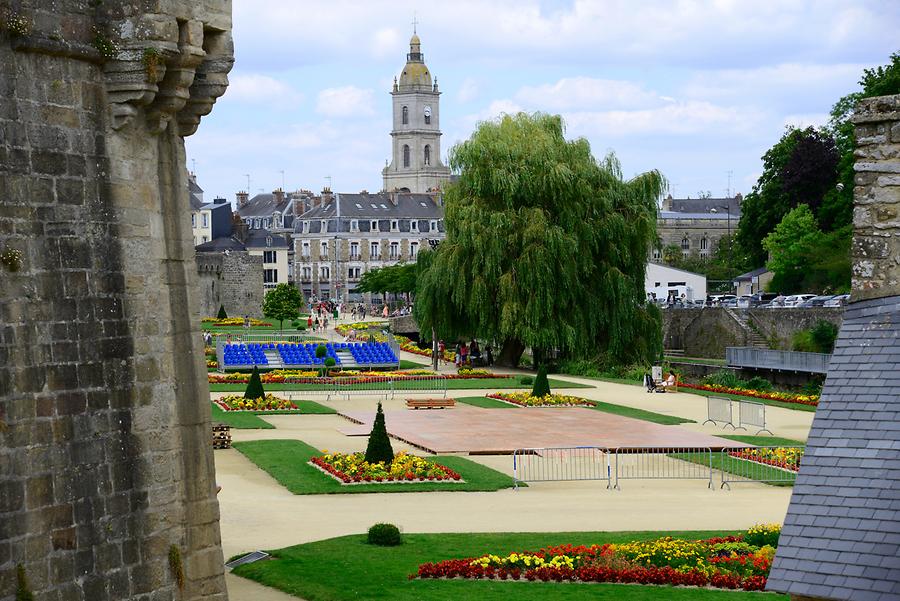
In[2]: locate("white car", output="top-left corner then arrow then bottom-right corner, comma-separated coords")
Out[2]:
783,294 -> 815,307
824,294 -> 850,307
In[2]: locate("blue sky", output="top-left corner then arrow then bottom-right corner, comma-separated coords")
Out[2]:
186,0 -> 899,204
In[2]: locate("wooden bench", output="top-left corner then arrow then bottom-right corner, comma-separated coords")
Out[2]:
405,398 -> 456,410
659,375 -> 679,393
212,423 -> 232,449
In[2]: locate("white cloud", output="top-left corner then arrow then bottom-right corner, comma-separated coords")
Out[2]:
224,73 -> 302,106
564,101 -> 760,138
372,28 -> 401,59
782,113 -> 831,129
516,77 -> 661,111
457,77 -> 479,103
316,86 -> 376,117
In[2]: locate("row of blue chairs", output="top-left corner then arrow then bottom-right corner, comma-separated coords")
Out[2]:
222,344 -> 268,366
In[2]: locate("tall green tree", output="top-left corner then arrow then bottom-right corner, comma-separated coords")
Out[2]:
736,127 -> 839,266
414,113 -> 665,367
355,263 -> 417,300
262,283 -> 303,331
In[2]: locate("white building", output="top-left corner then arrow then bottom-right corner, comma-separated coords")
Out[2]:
645,262 -> 707,303
381,33 -> 451,194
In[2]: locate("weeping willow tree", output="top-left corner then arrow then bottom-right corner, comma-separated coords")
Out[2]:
414,112 -> 665,367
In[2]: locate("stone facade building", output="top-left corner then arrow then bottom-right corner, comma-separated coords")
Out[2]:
189,175 -> 231,246
767,94 -> 900,600
195,237 -> 264,318
292,192 -> 445,301
381,33 -> 451,194
653,194 -> 742,260
0,2 -> 232,600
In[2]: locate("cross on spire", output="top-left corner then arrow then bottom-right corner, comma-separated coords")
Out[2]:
412,12 -> 418,34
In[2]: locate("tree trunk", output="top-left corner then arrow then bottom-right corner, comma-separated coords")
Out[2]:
495,339 -> 525,368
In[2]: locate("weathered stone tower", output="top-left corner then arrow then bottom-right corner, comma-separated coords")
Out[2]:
0,2 -> 232,600
767,94 -> 900,600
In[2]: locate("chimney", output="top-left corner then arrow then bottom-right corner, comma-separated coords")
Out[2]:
236,190 -> 249,208
321,187 -> 333,204
389,192 -> 398,206
662,194 -> 673,211
273,188 -> 284,205
213,196 -> 227,205
734,192 -> 743,204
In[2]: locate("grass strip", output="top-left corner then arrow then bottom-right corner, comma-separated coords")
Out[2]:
670,451 -> 796,488
233,439 -> 518,494
232,530 -> 781,601
211,401 -> 336,429
209,377 -> 591,393
455,396 -> 518,409
720,435 -> 805,447
588,400 -> 694,425
399,359 -> 428,369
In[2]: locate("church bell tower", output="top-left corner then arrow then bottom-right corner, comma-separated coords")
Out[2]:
382,32 -> 450,193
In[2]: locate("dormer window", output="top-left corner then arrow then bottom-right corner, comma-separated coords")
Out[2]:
254,219 -> 260,229
430,220 -> 438,232
411,220 -> 419,232
302,220 -> 309,233
350,219 -> 359,232
390,220 -> 399,232
371,220 -> 379,232
321,220 -> 327,232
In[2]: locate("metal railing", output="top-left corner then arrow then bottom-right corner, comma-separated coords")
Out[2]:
277,374 -> 448,400
702,396 -> 736,429
726,347 -> 831,373
719,447 -> 801,489
613,447 -> 715,490
512,445 -> 804,490
513,447 -> 611,489
737,400 -> 772,435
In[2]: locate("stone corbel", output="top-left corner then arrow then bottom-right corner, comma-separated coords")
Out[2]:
146,19 -> 206,134
177,29 -> 234,137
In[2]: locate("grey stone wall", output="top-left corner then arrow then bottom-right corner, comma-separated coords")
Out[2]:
0,2 -> 232,600
196,251 -> 263,318
662,308 -> 844,358
851,94 -> 900,301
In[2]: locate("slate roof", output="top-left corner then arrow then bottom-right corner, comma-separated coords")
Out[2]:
194,237 -> 246,252
733,267 -> 771,281
667,195 -> 742,216
766,294 -> 900,600
238,192 -> 293,218
244,229 -> 290,249
658,211 -> 734,220
294,192 -> 445,235
189,178 -> 204,210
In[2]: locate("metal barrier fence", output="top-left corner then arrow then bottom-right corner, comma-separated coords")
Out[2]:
737,400 -> 772,435
513,447 -> 611,489
720,447 -> 801,489
279,375 -> 448,400
726,346 -> 831,374
613,447 -> 715,490
702,396 -> 735,429
512,445 -> 803,491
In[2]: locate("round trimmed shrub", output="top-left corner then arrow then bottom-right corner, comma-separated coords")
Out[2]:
367,523 -> 401,546
518,375 -> 534,385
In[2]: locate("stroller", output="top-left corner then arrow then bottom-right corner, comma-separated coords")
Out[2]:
644,373 -> 666,393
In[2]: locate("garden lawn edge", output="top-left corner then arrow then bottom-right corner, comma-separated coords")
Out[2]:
233,439 -> 519,494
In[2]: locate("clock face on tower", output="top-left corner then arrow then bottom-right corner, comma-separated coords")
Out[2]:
424,106 -> 432,118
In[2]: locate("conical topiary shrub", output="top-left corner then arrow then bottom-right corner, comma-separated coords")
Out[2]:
364,402 -> 394,464
531,364 -> 551,397
217,304 -> 228,319
244,366 -> 265,400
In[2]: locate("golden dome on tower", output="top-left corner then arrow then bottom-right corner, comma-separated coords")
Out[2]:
398,33 -> 432,90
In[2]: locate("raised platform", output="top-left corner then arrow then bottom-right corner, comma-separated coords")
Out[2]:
337,405 -> 746,454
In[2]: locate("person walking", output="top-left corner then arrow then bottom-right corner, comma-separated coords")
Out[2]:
486,344 -> 494,367
307,315 -> 313,329
459,341 -> 469,366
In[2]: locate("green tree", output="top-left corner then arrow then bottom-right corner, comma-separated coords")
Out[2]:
364,402 -> 394,464
244,366 -> 265,400
736,127 -> 839,266
531,364 -> 551,397
414,113 -> 664,367
216,304 -> 227,319
763,205 -> 851,294
355,263 -> 417,301
262,283 -> 303,331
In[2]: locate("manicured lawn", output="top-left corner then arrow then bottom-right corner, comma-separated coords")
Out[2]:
232,531 -> 784,601
211,401 -> 336,429
456,396 -> 693,425
721,435 -> 805,447
587,400 -> 694,425
399,359 -> 428,369
456,396 -> 518,409
671,449 -> 797,488
209,377 -> 591,393
233,439 -> 518,494
665,356 -> 727,366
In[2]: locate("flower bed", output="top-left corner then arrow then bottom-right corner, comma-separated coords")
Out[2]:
414,527 -> 778,591
216,394 -> 297,411
679,382 -> 818,407
310,451 -> 462,484
487,392 -> 595,407
209,370 -> 514,385
727,447 -> 803,472
202,317 -> 273,327
207,359 -> 218,369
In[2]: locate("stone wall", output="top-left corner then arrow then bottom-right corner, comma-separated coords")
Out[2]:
851,94 -> 900,300
662,308 -> 844,358
196,251 -> 263,318
0,2 -> 232,600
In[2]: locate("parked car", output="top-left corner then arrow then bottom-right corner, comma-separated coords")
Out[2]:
748,292 -> 778,307
783,294 -> 816,307
798,295 -> 836,308
709,294 -> 736,307
736,295 -> 754,308
823,293 -> 850,308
